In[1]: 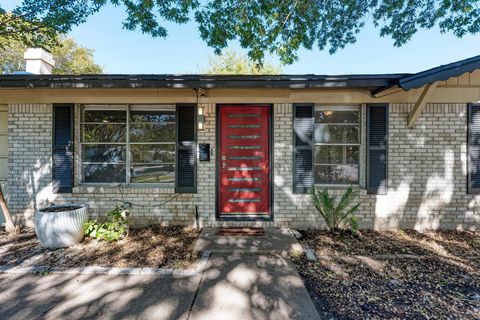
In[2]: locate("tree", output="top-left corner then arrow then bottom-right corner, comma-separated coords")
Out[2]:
1,1 -> 480,64
0,36 -> 103,74
0,186 -> 16,233
0,1 -> 102,49
200,50 -> 282,75
50,36 -> 103,74
0,11 -> 58,50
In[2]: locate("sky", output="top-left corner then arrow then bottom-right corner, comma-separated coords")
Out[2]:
2,1 -> 480,75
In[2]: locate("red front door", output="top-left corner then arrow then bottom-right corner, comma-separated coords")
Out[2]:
218,105 -> 271,218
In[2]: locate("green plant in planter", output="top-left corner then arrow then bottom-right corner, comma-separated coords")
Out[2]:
310,186 -> 360,234
83,206 -> 129,242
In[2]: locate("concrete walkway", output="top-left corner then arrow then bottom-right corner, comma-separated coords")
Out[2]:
0,228 -> 321,319
190,253 -> 320,320
0,272 -> 201,320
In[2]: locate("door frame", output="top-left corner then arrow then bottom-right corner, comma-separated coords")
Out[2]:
215,104 -> 274,221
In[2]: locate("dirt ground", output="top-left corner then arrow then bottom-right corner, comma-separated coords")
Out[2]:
0,225 -> 201,269
293,230 -> 480,320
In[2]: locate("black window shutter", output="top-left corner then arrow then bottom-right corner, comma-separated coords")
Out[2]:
52,104 -> 74,194
367,104 -> 389,194
293,104 -> 314,194
468,103 -> 480,193
176,104 -> 197,193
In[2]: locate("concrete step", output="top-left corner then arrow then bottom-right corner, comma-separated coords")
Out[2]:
194,228 -> 304,255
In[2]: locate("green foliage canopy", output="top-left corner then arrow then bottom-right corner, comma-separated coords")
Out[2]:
1,1 -> 480,65
200,50 -> 282,75
0,35 -> 103,74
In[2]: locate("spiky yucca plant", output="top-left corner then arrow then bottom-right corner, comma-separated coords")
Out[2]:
310,186 -> 360,234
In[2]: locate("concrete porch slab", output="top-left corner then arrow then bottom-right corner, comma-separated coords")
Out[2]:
194,228 -> 303,255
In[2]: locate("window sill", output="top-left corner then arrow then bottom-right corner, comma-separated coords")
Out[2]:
312,184 -> 367,195
313,184 -> 365,191
73,184 -> 175,194
314,184 -> 361,188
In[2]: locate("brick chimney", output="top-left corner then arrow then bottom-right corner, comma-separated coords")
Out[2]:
24,48 -> 55,74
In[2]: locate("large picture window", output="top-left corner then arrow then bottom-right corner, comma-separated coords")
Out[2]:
314,106 -> 360,185
81,105 -> 176,184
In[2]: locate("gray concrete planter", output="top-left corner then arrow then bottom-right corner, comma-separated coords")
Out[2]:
35,204 -> 89,249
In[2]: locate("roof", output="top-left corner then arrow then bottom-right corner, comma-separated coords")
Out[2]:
399,54 -> 480,90
373,54 -> 480,95
0,55 -> 479,94
0,74 -> 407,90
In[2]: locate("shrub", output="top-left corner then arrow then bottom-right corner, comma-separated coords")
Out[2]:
310,186 -> 360,234
83,206 -> 129,242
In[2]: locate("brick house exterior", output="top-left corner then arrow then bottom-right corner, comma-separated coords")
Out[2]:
1,55 -> 480,230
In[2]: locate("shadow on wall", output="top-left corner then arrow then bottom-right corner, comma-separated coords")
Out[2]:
274,143 -> 480,231
373,149 -> 461,230
275,105 -> 480,231
13,145 -> 480,230
13,156 -> 58,226
374,119 -> 480,231
10,105 -> 480,230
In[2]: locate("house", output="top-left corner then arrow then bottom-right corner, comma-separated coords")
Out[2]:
1,49 -> 480,230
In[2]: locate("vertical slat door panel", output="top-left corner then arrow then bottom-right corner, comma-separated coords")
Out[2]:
367,104 -> 388,195
52,105 -> 74,193
218,105 -> 270,217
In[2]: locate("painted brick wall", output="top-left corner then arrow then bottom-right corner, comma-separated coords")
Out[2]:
8,104 -> 53,225
277,103 -> 480,230
8,104 -> 198,227
7,102 -> 480,230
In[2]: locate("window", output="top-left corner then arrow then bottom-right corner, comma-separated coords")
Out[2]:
314,106 -> 360,185
81,105 -> 176,184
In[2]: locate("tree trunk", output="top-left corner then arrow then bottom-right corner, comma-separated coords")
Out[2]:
0,185 -> 16,233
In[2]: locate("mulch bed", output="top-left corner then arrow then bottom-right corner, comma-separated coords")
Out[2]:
292,230 -> 480,320
0,225 -> 201,269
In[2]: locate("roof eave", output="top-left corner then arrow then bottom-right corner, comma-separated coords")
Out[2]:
399,58 -> 480,90
0,74 -> 407,90
372,54 -> 480,96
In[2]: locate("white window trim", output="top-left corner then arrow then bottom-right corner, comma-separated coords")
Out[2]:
313,104 -> 362,187
83,104 -> 128,111
315,105 -> 361,111
79,104 -> 176,186
130,104 -> 175,111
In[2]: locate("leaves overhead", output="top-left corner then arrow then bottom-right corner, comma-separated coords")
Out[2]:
0,35 -> 103,74
0,11 -> 58,49
200,50 -> 282,75
1,1 -> 480,65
